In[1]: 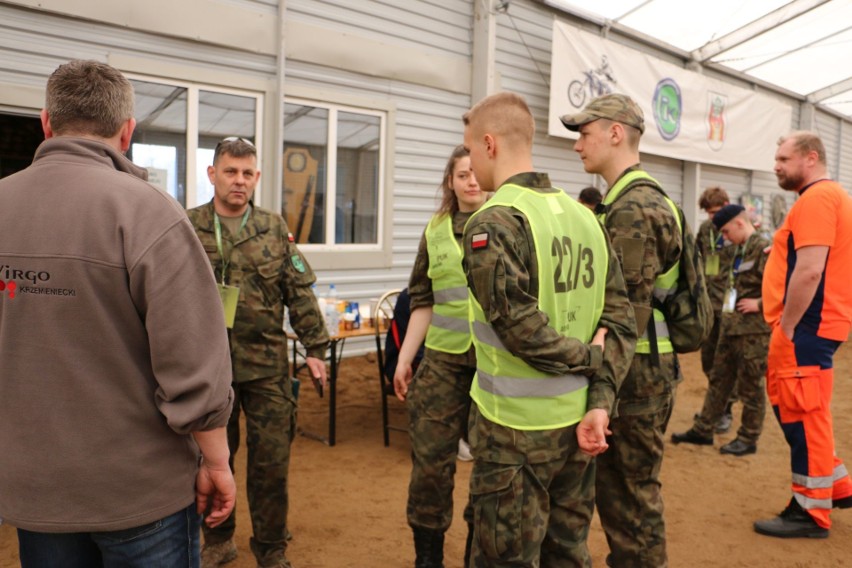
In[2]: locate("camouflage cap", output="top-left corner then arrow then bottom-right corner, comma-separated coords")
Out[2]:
560,93 -> 645,134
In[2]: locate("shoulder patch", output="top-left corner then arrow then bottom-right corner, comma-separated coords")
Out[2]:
288,232 -> 295,243
471,232 -> 489,250
291,254 -> 306,273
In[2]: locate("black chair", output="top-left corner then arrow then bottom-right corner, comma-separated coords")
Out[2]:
374,288 -> 406,446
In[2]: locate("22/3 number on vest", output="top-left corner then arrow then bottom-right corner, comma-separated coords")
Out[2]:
551,236 -> 595,292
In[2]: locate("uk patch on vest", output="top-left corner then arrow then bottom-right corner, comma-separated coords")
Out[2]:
471,232 -> 489,250
291,254 -> 306,273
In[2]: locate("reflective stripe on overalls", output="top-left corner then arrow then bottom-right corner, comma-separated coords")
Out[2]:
467,183 -> 608,430
599,170 -> 679,355
425,214 -> 472,354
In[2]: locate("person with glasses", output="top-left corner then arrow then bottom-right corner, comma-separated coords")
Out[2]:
0,59 -> 235,567
187,137 -> 329,568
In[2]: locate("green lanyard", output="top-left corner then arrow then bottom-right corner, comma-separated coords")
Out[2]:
213,209 -> 250,285
727,244 -> 743,288
727,232 -> 757,288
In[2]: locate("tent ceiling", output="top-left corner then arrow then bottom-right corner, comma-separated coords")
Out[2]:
544,0 -> 852,120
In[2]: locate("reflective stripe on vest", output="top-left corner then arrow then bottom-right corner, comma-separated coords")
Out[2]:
467,183 -> 608,430
425,214 -> 472,354
599,171 -> 679,355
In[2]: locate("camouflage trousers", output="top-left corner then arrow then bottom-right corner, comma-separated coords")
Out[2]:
700,310 -> 722,378
407,347 -> 476,531
203,375 -> 297,566
467,404 -> 595,568
693,332 -> 768,444
596,353 -> 677,568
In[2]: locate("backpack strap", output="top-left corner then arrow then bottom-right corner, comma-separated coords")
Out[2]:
604,176 -> 673,367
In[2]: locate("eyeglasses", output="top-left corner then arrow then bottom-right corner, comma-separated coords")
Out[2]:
217,136 -> 256,148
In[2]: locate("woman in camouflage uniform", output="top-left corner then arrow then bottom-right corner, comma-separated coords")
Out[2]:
393,145 -> 485,568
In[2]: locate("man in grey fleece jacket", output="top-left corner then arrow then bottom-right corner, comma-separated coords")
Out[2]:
0,60 -> 236,566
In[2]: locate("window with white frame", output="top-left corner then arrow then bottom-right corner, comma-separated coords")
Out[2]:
283,99 -> 385,248
128,77 -> 263,209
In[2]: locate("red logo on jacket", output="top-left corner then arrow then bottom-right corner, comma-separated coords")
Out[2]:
0,279 -> 17,299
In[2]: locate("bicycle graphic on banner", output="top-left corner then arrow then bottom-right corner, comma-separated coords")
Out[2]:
567,56 -> 617,108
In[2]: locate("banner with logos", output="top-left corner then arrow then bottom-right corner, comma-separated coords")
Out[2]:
548,22 -> 793,172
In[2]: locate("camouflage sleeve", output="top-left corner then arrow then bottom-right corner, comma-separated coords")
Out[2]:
697,218 -> 732,308
696,220 -> 711,258
605,186 -> 682,332
282,234 -> 329,359
587,227 -> 637,412
408,230 -> 434,311
463,207 -> 598,375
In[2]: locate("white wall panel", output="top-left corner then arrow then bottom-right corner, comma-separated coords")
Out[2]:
700,164 -> 750,205
642,153 -> 684,206
839,120 -> 852,191
0,3 -> 276,95
815,110 -> 842,181
287,0 -> 473,58
492,0 -> 590,197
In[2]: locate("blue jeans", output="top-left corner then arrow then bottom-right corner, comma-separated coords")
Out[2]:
17,503 -> 200,568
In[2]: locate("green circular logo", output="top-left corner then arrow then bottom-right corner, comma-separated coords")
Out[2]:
652,79 -> 682,141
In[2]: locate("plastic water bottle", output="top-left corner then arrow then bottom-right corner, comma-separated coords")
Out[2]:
325,284 -> 339,336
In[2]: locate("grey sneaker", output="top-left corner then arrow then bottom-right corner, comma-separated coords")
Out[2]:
714,412 -> 733,434
201,539 -> 238,568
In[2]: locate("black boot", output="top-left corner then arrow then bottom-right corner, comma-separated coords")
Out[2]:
754,499 -> 829,539
463,522 -> 473,568
413,527 -> 445,568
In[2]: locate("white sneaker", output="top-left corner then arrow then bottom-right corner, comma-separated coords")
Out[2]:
457,438 -> 474,462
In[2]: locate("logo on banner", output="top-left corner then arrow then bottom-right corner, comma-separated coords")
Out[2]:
567,55 -> 618,108
652,78 -> 682,141
706,92 -> 727,151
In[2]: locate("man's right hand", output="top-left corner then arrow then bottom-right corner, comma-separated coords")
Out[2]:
196,460 -> 236,528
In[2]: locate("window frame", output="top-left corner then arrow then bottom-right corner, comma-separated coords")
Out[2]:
283,86 -> 396,270
125,73 -> 265,209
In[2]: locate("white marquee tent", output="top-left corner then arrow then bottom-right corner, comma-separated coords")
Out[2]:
542,0 -> 852,120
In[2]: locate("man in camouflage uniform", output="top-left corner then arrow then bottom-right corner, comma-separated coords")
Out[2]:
672,204 -> 770,455
462,91 -> 636,567
695,186 -> 737,433
561,94 -> 682,567
188,138 -> 329,568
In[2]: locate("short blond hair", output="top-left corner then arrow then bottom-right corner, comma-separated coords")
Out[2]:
463,92 -> 534,149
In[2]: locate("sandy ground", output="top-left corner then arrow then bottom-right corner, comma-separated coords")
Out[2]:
1,346 -> 851,567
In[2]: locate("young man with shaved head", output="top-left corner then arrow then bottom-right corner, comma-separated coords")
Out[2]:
461,91 -> 635,567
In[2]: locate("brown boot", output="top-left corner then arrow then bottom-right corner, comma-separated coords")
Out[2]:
201,539 -> 238,568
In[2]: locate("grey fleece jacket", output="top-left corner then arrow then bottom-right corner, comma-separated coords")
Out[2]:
0,137 -> 234,532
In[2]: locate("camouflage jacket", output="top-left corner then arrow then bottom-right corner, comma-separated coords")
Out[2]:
603,166 -> 682,334
187,201 -> 329,382
463,172 -> 636,413
409,210 -> 474,311
696,218 -> 736,310
720,231 -> 771,336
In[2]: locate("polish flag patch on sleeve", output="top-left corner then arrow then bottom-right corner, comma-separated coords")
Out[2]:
471,232 -> 489,250
288,232 -> 295,243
